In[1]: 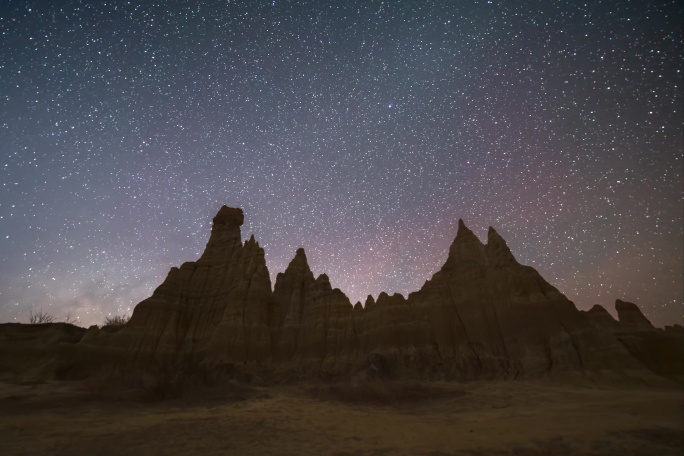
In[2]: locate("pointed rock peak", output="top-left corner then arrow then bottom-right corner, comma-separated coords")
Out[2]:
364,294 -> 376,308
615,299 -> 655,330
244,234 -> 261,249
292,247 -> 309,264
588,304 -> 610,315
486,226 -> 518,265
446,218 -> 486,266
453,219 -> 480,243
456,219 -> 473,238
212,206 -> 244,227
199,206 -> 244,263
486,226 -> 505,245
354,302 -> 363,310
583,304 -> 619,330
283,247 -> 312,275
316,273 -> 330,283
273,248 -> 313,295
315,273 -> 332,291
375,293 -> 386,306
486,227 -> 501,246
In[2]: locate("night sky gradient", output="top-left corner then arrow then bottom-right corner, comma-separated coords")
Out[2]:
1,1 -> 682,327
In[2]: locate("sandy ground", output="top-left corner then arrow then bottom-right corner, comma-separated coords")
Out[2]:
0,379 -> 682,456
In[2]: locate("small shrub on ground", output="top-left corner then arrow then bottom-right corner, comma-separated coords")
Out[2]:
103,314 -> 129,327
29,309 -> 54,324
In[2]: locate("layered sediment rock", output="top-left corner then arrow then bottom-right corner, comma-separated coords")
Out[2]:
0,323 -> 86,380
271,248 -> 354,368
76,206 -> 678,381
346,221 -> 641,379
85,206 -> 273,365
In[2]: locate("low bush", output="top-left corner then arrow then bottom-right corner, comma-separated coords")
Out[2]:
103,314 -> 129,328
29,309 -> 55,324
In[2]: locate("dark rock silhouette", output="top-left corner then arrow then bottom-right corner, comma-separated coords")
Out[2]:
0,322 -> 85,345
615,299 -> 656,330
0,323 -> 86,379
584,300 -> 684,382
271,248 -> 354,368
2,206 -> 681,383
85,206 -> 274,365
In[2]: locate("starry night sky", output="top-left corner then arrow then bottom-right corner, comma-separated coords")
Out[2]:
1,1 -> 681,328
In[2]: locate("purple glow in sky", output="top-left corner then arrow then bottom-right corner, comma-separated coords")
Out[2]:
1,1 -> 681,327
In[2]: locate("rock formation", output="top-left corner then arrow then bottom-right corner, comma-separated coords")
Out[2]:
584,300 -> 684,382
615,299 -> 656,330
84,206 -> 274,365
63,206 -> 682,382
271,248 -> 355,370
341,222 -> 642,379
0,323 -> 87,380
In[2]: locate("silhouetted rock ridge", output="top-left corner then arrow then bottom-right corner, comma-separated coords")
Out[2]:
75,206 -> 680,382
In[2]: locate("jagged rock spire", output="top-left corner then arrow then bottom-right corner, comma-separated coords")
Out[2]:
212,205 -> 244,227
615,299 -> 655,330
199,206 -> 245,263
80,206 -> 680,382
275,248 -> 314,290
273,248 -> 314,329
445,219 -> 487,267
486,226 -> 518,266
286,248 -> 311,274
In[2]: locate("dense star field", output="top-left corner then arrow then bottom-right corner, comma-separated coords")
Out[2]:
0,1 -> 681,327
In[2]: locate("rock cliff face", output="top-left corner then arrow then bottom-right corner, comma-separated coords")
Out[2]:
584,300 -> 684,382
0,323 -> 87,380
86,206 -> 274,365
0,322 -> 86,346
344,221 -> 640,379
271,248 -> 355,370
79,206 -> 678,381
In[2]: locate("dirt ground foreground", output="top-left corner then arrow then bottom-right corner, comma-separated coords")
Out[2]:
0,379 -> 682,456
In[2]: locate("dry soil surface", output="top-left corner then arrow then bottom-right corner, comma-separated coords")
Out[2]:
0,379 -> 682,455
